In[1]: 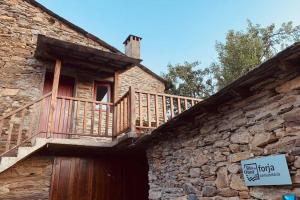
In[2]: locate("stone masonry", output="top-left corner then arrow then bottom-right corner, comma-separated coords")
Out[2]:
0,0 -> 165,199
0,156 -> 53,200
118,66 -> 165,97
147,70 -> 300,199
0,0 -> 112,118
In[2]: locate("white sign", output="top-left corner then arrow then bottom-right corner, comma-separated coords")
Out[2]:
241,154 -> 292,186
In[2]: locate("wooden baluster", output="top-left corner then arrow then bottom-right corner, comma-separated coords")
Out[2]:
120,100 -> 123,131
162,95 -> 167,122
191,100 -> 195,106
17,109 -> 26,145
67,99 -> 73,134
6,115 -> 15,151
177,98 -> 182,114
122,97 -> 126,130
155,94 -> 159,127
105,105 -> 109,136
112,103 -> 116,137
184,99 -> 188,110
98,103 -> 102,135
123,98 -> 126,129
170,97 -> 174,118
37,98 -> 44,133
45,97 -> 51,134
116,104 -> 120,134
83,101 -> 87,134
28,105 -> 35,138
90,102 -> 95,135
127,96 -> 130,129
139,92 -> 142,127
58,98 -> 65,133
129,87 -> 136,133
75,101 -> 80,134
147,93 -> 151,128
0,119 -> 3,138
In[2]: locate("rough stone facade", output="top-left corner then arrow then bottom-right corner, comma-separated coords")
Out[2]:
0,156 -> 53,200
0,0 -> 165,129
118,66 -> 165,97
0,0 -> 111,118
147,70 -> 300,200
0,0 -> 165,199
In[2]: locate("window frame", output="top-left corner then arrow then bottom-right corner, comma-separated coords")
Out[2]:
93,81 -> 112,111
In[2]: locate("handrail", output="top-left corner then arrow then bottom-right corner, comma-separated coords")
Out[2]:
0,92 -> 52,156
57,96 -> 113,106
0,92 -> 52,121
135,90 -> 202,102
114,91 -> 130,105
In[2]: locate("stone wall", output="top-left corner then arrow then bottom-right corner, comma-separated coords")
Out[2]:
0,0 -> 110,118
147,70 -> 300,200
0,0 -> 165,137
0,156 -> 53,200
118,66 -> 165,97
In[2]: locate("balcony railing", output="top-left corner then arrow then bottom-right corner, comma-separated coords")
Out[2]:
0,87 -> 201,156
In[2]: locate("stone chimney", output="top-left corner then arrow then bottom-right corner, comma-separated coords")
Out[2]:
123,35 -> 142,59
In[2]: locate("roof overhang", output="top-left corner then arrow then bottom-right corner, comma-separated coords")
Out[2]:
34,35 -> 141,73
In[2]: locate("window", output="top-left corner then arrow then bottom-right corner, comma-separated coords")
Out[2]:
94,82 -> 112,110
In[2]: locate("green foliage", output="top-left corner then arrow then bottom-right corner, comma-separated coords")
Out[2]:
162,61 -> 214,98
212,20 -> 300,89
163,20 -> 300,97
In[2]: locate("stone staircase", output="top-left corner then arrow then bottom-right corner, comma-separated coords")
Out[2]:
0,138 -> 47,173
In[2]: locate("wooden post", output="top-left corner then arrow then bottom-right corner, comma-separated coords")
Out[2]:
112,72 -> 119,137
114,71 -> 119,100
47,59 -> 62,138
129,87 -> 136,136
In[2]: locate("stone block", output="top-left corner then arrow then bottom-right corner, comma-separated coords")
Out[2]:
190,152 -> 208,167
229,174 -> 248,191
228,164 -> 240,174
189,168 -> 200,178
215,167 -> 229,189
202,186 -> 217,197
230,131 -> 250,144
294,156 -> 300,168
218,188 -> 238,197
276,76 -> 300,93
229,152 -> 253,163
1,88 -> 19,96
251,132 -> 277,147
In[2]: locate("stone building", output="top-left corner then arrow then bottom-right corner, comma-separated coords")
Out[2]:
0,0 -> 201,199
142,43 -> 300,199
1,0 -> 300,200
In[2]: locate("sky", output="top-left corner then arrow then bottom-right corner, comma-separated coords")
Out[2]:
37,0 -> 300,75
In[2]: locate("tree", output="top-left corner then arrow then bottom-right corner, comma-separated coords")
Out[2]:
162,61 -> 214,98
211,20 -> 300,89
163,20 -> 300,97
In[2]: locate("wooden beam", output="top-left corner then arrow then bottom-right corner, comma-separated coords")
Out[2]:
47,59 -> 62,137
114,72 -> 120,101
112,71 -> 119,137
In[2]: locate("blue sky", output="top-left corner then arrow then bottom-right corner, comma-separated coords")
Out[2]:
37,0 -> 300,75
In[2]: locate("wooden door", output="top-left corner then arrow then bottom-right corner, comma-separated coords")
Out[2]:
50,154 -> 149,200
39,73 -> 75,138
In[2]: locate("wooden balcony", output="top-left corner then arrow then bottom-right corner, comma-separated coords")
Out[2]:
0,59 -> 201,157
0,88 -> 201,156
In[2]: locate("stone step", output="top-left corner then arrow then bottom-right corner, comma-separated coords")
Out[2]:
0,139 -> 47,173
